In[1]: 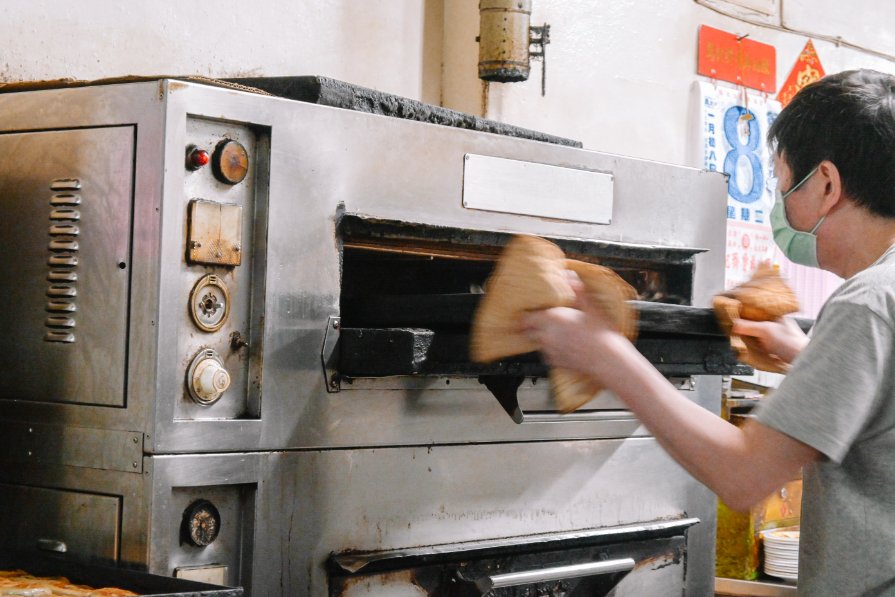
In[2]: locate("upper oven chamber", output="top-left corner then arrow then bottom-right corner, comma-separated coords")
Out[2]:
0,80 -> 731,455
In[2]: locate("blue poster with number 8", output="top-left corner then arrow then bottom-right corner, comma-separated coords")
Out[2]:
696,81 -> 781,287
723,106 -> 764,204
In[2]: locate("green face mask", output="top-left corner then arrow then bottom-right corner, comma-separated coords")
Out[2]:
771,165 -> 824,267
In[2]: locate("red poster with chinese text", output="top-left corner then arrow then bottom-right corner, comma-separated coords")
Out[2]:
697,25 -> 777,93
777,40 -> 825,107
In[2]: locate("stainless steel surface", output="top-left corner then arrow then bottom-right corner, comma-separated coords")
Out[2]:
715,577 -> 798,596
0,483 -> 120,561
0,127 -> 133,406
174,117 -> 265,424
259,439 -> 714,596
332,517 -> 701,573
36,539 -> 67,553
146,452 -> 260,589
462,152 -> 614,223
478,558 -> 635,591
176,565 -> 229,585
0,79 -> 729,596
0,422 -> 143,473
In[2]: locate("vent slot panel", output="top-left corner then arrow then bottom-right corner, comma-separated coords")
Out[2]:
44,178 -> 81,343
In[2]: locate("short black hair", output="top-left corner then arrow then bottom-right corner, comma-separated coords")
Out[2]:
768,69 -> 895,218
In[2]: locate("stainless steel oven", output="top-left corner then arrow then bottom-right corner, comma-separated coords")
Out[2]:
0,77 -> 734,595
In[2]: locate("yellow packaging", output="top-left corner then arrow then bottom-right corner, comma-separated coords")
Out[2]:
715,410 -> 803,579
716,479 -> 802,579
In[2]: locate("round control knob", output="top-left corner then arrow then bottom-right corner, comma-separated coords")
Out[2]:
181,500 -> 221,547
187,349 -> 231,405
211,139 -> 249,185
189,274 -> 231,332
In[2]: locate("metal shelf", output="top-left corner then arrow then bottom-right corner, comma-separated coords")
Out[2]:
715,577 -> 797,596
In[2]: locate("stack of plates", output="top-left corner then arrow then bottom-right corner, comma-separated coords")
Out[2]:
762,527 -> 800,581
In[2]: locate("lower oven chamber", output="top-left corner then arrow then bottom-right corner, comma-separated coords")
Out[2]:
0,432 -> 720,595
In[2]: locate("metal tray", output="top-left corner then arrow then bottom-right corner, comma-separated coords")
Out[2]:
0,551 -> 242,597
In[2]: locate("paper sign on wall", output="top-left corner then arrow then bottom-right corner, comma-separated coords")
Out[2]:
697,25 -> 777,93
696,81 -> 781,288
777,39 -> 825,107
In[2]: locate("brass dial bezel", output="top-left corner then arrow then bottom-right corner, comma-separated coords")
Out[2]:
189,274 -> 231,332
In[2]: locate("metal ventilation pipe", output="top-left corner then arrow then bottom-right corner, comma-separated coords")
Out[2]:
477,0 -> 533,83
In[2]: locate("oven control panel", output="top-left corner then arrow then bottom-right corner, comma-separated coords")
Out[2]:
175,117 -> 266,421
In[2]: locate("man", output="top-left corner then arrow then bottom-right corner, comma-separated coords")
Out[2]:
522,69 -> 895,596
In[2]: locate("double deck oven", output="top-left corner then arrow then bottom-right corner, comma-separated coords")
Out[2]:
0,78 -> 736,595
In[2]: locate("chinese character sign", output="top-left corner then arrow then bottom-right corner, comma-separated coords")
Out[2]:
697,81 -> 781,288
697,25 -> 777,93
777,39 -> 825,107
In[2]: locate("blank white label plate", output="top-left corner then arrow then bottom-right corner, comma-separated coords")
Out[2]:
462,153 -> 613,224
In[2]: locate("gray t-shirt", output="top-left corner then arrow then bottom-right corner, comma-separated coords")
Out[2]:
755,246 -> 895,596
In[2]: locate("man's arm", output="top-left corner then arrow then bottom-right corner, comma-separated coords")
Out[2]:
523,301 -> 819,511
588,333 -> 818,511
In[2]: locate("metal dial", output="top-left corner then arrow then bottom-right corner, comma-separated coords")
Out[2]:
189,274 -> 230,332
186,349 -> 231,406
182,500 -> 221,547
211,139 -> 249,185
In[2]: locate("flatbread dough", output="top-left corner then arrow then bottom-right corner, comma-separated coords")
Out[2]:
470,235 -> 575,363
471,235 -> 637,412
0,569 -> 138,596
713,263 -> 799,373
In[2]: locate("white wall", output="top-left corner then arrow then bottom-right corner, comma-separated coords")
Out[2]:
443,0 -> 895,165
3,0 -> 895,166
0,0 -> 445,104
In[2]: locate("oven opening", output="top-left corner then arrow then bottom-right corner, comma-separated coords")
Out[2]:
330,216 -> 749,418
337,215 -> 702,353
339,229 -> 696,333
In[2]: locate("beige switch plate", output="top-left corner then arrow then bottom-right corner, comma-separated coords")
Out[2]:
187,199 -> 242,266
174,564 -> 228,585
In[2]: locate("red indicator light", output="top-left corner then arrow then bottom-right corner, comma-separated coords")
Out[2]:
186,146 -> 210,170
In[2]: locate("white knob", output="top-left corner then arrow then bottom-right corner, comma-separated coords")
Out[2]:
192,358 -> 231,403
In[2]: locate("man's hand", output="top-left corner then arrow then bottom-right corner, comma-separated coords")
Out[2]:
520,282 -> 629,379
731,317 -> 809,364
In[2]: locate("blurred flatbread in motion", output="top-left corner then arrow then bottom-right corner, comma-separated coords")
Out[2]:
721,262 -> 799,320
470,235 -> 637,413
552,260 -> 638,412
470,235 -> 575,363
713,264 -> 799,373
566,260 -> 638,340
549,368 -> 601,413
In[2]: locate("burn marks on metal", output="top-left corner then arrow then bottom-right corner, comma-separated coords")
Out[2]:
338,326 -> 749,378
328,519 -> 697,596
338,215 -> 704,267
181,499 -> 222,547
226,76 -> 581,147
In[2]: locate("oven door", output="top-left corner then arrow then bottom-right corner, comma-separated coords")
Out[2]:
328,518 -> 697,596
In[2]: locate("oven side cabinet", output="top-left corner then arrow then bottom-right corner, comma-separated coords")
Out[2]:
0,126 -> 135,408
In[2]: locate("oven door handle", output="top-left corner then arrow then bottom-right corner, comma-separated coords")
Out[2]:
473,557 -> 636,592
